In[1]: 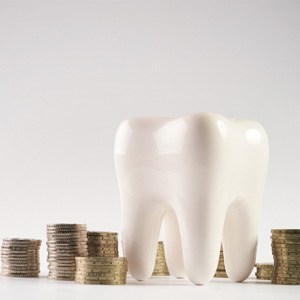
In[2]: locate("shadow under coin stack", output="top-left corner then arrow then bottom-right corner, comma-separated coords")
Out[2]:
214,245 -> 227,278
152,241 -> 170,276
1,238 -> 41,277
47,224 -> 88,280
255,263 -> 273,280
87,232 -> 118,257
75,257 -> 128,284
271,229 -> 300,285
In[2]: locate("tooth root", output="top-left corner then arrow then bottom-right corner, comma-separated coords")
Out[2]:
163,210 -> 185,278
177,202 -> 225,285
223,198 -> 258,282
122,201 -> 164,281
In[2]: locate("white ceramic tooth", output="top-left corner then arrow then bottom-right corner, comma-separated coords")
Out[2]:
162,210 -> 185,278
114,113 -> 269,285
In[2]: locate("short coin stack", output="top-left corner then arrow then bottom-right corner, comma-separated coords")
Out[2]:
152,241 -> 170,276
75,256 -> 128,284
87,232 -> 118,257
271,229 -> 300,285
1,238 -> 41,277
255,263 -> 273,280
214,245 -> 227,278
47,224 -> 88,280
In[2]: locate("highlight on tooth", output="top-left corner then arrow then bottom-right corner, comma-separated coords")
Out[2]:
114,112 -> 269,285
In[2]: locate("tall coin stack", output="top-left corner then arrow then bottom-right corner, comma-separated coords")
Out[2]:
75,257 -> 128,284
271,229 -> 300,285
1,238 -> 41,277
47,224 -> 88,280
214,245 -> 227,278
255,263 -> 273,280
152,241 -> 170,276
87,232 -> 118,257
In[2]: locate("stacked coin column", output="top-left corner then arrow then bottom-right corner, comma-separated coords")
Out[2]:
152,241 -> 170,276
271,229 -> 300,285
87,232 -> 118,257
255,263 -> 273,280
214,245 -> 227,278
46,224 -> 88,280
76,232 -> 128,284
75,257 -> 128,285
1,238 -> 41,277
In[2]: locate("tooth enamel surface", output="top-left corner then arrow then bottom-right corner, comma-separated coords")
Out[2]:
114,113 -> 269,285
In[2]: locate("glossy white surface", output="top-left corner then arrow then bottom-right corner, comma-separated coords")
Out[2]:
0,274 -> 299,300
115,113 -> 269,285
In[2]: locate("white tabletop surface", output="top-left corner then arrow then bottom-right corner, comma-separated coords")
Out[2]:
0,273 -> 299,300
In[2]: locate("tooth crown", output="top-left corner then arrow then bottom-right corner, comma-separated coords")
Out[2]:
114,112 -> 269,285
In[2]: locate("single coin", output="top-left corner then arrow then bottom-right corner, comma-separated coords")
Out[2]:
2,238 -> 41,244
74,276 -> 126,282
274,265 -> 300,270
272,229 -> 300,233
272,281 -> 300,285
1,262 -> 40,267
47,228 -> 87,232
88,243 -> 118,248
87,241 -> 118,245
2,273 -> 39,277
48,275 -> 74,281
75,266 -> 128,272
47,224 -> 86,228
48,266 -> 76,270
76,265 -> 128,272
75,261 -> 128,267
74,278 -> 126,285
46,244 -> 88,249
255,263 -> 273,267
75,256 -> 127,262
1,247 -> 39,252
47,250 -> 87,255
272,242 -> 300,247
214,273 -> 228,278
87,231 -> 118,235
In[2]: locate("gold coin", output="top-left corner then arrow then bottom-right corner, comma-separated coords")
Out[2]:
48,276 -> 74,281
46,242 -> 88,247
75,272 -> 127,278
273,266 -> 300,271
272,242 -> 300,247
2,238 -> 41,244
87,231 -> 118,234
255,263 -> 273,267
76,256 -> 126,262
76,264 -> 128,270
47,223 -> 86,228
76,266 -> 127,273
87,241 -> 118,245
272,281 -> 300,285
75,279 -> 126,285
2,273 -> 39,277
214,272 -> 228,278
272,229 -> 300,233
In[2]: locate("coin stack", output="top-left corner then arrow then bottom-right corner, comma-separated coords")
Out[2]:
152,241 -> 170,276
255,263 -> 273,280
271,229 -> 300,285
75,256 -> 128,284
87,232 -> 118,257
214,245 -> 227,278
47,224 -> 88,280
1,238 -> 41,277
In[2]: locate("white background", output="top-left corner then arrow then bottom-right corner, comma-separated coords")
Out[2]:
0,0 -> 300,299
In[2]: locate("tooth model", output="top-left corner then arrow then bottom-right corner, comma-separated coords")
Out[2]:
114,112 -> 269,285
